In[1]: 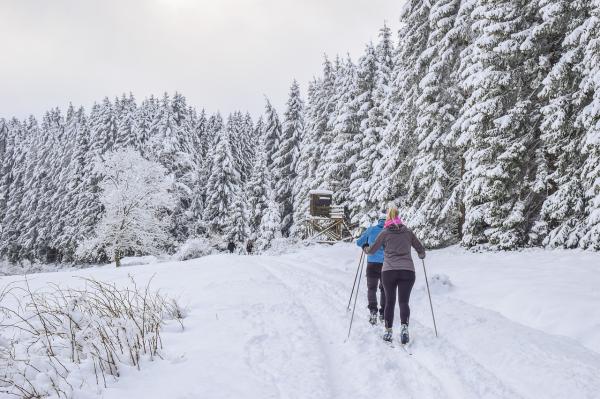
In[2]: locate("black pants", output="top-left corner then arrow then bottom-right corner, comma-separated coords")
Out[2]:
382,270 -> 415,329
366,262 -> 385,316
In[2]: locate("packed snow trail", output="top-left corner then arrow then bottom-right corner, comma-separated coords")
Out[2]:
1,244 -> 599,399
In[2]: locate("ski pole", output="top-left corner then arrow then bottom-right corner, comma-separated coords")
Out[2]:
346,251 -> 364,311
347,252 -> 365,340
421,259 -> 438,337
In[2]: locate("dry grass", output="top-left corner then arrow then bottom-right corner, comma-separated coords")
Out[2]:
0,276 -> 184,398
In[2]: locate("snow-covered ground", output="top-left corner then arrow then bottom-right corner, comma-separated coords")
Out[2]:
1,244 -> 599,399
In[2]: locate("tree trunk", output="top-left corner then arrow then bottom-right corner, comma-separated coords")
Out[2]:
115,250 -> 121,267
458,157 -> 466,239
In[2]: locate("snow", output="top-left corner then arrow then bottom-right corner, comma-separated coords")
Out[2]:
1,244 -> 599,398
308,189 -> 334,195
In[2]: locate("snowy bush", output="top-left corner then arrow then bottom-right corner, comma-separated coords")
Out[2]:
0,277 -> 184,398
174,237 -> 216,261
428,274 -> 453,294
0,260 -> 94,277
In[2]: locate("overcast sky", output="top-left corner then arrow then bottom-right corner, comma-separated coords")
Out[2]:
1,0 -> 401,120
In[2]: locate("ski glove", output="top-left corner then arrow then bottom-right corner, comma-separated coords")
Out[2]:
362,245 -> 370,254
418,252 -> 426,259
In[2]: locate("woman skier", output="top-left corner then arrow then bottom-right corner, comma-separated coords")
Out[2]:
364,205 -> 425,344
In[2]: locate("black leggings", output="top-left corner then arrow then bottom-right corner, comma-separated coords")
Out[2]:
382,270 -> 416,329
366,262 -> 385,315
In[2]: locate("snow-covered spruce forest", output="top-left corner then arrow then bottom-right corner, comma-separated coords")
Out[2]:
2,0 -> 600,265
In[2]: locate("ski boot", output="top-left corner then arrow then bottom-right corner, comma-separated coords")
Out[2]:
369,311 -> 378,325
383,328 -> 393,343
400,323 -> 410,345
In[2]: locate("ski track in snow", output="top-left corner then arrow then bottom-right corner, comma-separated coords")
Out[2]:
2,245 -> 600,399
265,256 -> 522,399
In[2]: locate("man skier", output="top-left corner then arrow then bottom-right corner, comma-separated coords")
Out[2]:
356,210 -> 387,325
227,241 -> 236,253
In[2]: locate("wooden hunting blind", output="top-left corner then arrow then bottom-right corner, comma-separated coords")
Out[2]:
304,189 -> 353,243
309,190 -> 333,217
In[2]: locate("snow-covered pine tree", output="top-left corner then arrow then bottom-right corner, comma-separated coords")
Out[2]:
191,112 -> 224,235
311,56 -> 338,189
371,0 -> 433,218
33,109 -> 66,261
263,98 -> 282,167
291,79 -> 319,236
62,107 -> 100,260
191,108 -> 207,163
227,111 -> 255,182
240,112 -> 256,180
115,93 -> 138,149
578,0 -> 600,249
529,0 -> 590,248
48,105 -> 85,261
11,117 -> 43,262
225,193 -> 249,245
452,0 -> 545,249
363,24 -> 394,217
50,105 -> 86,261
272,80 -> 304,236
256,174 -> 282,251
321,55 -> 360,209
76,148 -> 175,266
348,43 -> 380,225
147,92 -> 196,241
202,125 -> 242,236
88,97 -> 117,155
404,0 -> 465,248
245,135 -> 270,237
134,96 -> 158,156
291,58 -> 336,237
0,119 -> 29,262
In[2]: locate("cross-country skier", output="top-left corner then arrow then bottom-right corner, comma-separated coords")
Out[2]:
227,241 -> 236,253
356,210 -> 387,325
363,205 -> 425,344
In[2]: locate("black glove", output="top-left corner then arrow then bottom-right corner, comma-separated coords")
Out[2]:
419,252 -> 426,259
362,245 -> 370,254
361,243 -> 369,249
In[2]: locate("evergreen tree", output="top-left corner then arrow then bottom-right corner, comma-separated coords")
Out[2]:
450,0 -> 545,249
348,43 -> 380,225
263,98 -> 282,166
531,0 -> 590,248
404,0 -> 464,248
148,92 -> 196,241
202,126 -> 241,236
256,175 -> 282,251
371,0 -> 433,219
291,79 -> 320,236
578,0 -> 600,249
245,137 -> 270,236
321,56 -> 359,209
272,80 -> 304,235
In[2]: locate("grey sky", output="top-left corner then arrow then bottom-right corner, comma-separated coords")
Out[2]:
1,0 -> 402,120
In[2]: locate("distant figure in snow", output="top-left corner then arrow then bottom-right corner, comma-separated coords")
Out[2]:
246,240 -> 254,255
227,241 -> 236,254
364,205 -> 425,345
356,210 -> 387,325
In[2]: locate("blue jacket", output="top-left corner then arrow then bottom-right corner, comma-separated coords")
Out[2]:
356,219 -> 385,264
